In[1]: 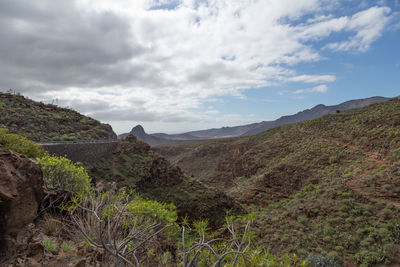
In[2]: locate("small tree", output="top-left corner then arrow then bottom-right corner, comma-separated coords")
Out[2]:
180,214 -> 256,267
69,191 -> 177,266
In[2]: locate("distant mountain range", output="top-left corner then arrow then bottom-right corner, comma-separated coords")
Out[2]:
119,96 -> 391,146
118,125 -> 202,146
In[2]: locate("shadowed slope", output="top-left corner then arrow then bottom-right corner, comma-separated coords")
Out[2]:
87,136 -> 243,227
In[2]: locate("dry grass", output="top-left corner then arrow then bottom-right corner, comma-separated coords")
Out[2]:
42,214 -> 62,237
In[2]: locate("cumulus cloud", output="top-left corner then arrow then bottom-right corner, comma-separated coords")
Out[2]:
294,84 -> 328,94
0,0 -> 396,133
324,6 -> 392,52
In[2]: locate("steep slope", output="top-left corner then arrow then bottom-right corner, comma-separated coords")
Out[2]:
87,135 -> 243,226
156,99 -> 400,265
156,97 -> 398,198
0,92 -> 116,141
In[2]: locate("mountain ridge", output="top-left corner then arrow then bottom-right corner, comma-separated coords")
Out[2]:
120,96 -> 391,146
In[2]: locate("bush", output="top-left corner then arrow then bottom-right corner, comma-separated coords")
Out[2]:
42,238 -> 57,253
70,190 -> 177,266
37,155 -> 92,194
306,253 -> 340,267
61,242 -> 72,253
0,128 -> 46,158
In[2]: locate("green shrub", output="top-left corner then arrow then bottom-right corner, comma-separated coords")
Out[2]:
42,238 -> 57,253
37,155 -> 92,194
306,253 -> 340,267
329,155 -> 340,164
0,128 -> 46,158
61,242 -> 72,253
127,194 -> 177,224
354,249 -> 386,267
69,190 -> 178,265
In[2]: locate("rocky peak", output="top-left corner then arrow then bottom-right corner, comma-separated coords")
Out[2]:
130,125 -> 146,137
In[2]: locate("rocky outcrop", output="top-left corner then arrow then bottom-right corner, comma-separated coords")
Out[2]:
0,146 -> 44,237
119,126 -> 180,147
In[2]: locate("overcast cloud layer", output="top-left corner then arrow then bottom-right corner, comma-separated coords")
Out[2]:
0,0 -> 398,133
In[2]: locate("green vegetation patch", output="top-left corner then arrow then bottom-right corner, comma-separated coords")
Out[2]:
0,128 -> 46,158
0,92 -> 115,141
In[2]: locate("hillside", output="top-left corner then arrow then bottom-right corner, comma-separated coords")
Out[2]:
241,96 -> 390,136
0,130 -> 252,266
156,98 -> 400,266
87,135 -> 243,226
0,92 -> 116,141
185,96 -> 390,138
121,96 -> 391,146
2,91 -> 400,265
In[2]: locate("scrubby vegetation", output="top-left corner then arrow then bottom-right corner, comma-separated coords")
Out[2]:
0,127 -> 46,158
0,92 -> 116,141
2,94 -> 400,266
38,155 -> 92,194
1,130 -> 294,266
157,98 -> 400,266
87,135 -> 244,227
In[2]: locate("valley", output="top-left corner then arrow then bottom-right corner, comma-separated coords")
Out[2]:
1,92 -> 399,266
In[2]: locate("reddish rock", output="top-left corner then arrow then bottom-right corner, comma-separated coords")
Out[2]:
0,146 -> 44,234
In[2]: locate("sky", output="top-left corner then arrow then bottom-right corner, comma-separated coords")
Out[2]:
0,0 -> 399,134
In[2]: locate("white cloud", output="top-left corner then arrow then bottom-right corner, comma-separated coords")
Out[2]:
288,74 -> 336,83
294,84 -> 328,94
0,0 -> 396,133
324,6 -> 392,52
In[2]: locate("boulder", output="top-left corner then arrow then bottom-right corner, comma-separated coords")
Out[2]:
0,146 -> 44,235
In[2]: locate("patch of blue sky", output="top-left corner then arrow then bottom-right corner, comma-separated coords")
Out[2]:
201,15 -> 400,125
147,0 -> 180,11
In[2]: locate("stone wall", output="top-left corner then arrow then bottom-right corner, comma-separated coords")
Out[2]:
40,142 -> 118,164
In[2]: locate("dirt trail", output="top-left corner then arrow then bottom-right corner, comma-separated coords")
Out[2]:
297,126 -> 400,208
344,152 -> 400,209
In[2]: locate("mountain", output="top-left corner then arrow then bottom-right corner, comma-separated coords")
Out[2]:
185,96 -> 391,138
118,125 -> 183,146
241,96 -> 391,136
120,96 -> 391,146
119,125 -> 202,146
0,92 -> 117,141
155,98 -> 400,265
151,132 -> 200,141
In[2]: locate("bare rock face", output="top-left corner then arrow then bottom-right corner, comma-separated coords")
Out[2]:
0,146 -> 44,235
